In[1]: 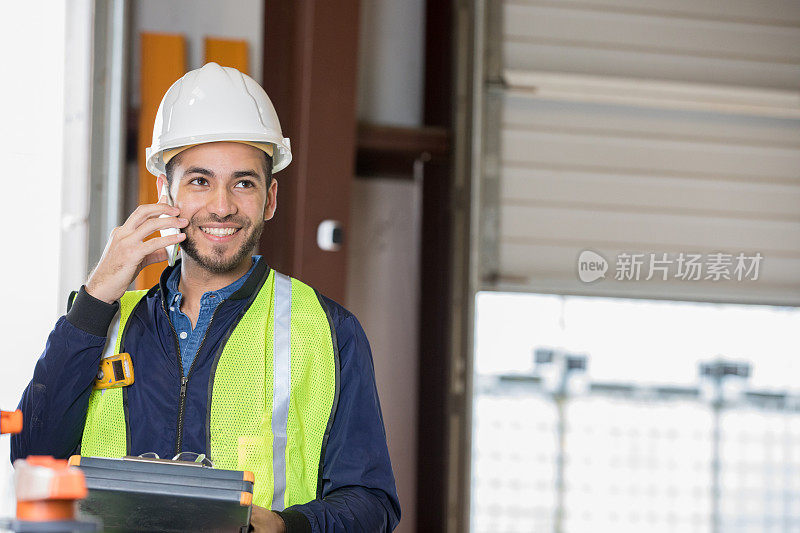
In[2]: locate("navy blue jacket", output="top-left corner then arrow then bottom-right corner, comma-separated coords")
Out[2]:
11,260 -> 401,532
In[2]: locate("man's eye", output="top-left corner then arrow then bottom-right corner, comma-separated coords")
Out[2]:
189,177 -> 208,186
235,180 -> 254,188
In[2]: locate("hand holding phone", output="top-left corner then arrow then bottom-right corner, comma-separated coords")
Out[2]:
85,191 -> 187,304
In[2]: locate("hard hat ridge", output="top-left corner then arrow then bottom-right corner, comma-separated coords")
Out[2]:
146,62 -> 292,177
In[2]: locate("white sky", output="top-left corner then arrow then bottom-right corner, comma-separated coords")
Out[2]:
474,292 -> 800,392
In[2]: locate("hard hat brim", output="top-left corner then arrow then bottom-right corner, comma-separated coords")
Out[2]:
146,134 -> 292,177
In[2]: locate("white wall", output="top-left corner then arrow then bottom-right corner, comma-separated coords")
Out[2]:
0,0 -> 94,520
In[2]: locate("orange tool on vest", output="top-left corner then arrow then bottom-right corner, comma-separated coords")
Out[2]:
93,352 -> 134,389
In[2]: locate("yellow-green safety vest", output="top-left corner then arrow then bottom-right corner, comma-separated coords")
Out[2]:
79,270 -> 339,510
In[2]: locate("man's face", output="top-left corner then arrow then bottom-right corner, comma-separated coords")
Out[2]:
157,142 -> 277,274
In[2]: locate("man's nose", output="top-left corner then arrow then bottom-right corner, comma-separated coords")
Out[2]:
206,187 -> 237,218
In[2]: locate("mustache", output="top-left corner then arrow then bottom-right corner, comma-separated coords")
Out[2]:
187,214 -> 251,227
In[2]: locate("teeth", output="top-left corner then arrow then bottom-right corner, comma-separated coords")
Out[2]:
201,227 -> 238,236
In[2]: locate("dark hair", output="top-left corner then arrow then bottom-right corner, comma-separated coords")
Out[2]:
164,148 -> 273,186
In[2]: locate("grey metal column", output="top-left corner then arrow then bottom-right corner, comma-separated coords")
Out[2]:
89,0 -> 128,268
700,360 -> 751,533
534,349 -> 589,533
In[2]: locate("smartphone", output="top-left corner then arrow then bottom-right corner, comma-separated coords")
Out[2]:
159,185 -> 181,266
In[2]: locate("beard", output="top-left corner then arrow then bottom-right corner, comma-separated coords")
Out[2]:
179,214 -> 264,274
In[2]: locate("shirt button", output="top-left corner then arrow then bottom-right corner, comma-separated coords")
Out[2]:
170,306 -> 175,311
179,332 -> 188,340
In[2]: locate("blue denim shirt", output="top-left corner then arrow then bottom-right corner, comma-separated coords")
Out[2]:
166,256 -> 260,376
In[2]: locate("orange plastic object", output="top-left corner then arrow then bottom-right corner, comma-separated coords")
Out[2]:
243,470 -> 255,483
204,37 -> 249,74
240,492 -> 253,506
49,469 -> 89,501
1,409 -> 23,434
23,456 -> 88,500
16,500 -> 76,522
15,456 -> 88,522
68,455 -> 82,467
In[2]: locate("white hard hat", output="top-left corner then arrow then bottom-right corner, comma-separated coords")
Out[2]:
145,62 -> 292,177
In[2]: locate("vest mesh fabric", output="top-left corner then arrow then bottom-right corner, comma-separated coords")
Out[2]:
209,272 -> 337,509
81,290 -> 148,457
285,277 -> 337,507
210,270 -> 275,505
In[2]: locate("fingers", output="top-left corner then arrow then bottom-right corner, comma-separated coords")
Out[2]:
121,202 -> 181,234
141,232 -> 186,256
130,215 -> 189,241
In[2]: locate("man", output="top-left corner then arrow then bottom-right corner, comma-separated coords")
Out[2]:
12,63 -> 401,532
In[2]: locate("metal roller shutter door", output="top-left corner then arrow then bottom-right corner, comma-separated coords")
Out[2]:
480,0 -> 800,304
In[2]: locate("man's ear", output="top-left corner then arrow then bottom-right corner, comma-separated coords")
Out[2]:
156,174 -> 168,200
264,179 -> 278,221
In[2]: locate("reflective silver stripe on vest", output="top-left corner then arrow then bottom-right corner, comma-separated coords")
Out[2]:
271,273 -> 292,511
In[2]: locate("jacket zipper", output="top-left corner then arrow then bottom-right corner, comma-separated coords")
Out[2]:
163,296 -> 225,455
159,296 -> 184,452
176,374 -> 188,453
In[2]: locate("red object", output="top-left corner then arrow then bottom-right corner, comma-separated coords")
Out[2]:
0,409 -> 22,434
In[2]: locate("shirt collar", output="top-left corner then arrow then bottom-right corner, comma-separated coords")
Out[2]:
166,256 -> 262,306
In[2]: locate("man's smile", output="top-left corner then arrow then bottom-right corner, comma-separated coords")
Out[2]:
200,226 -> 241,239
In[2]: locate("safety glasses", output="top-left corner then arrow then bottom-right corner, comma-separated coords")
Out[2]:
137,451 -> 214,467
